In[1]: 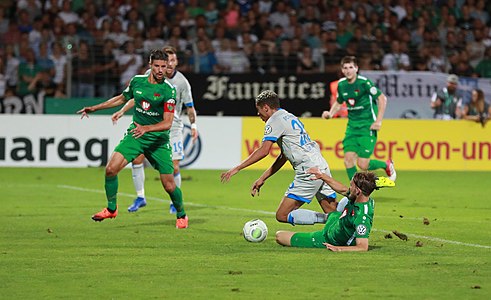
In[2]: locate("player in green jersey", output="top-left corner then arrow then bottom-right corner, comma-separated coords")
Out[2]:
276,169 -> 378,252
322,56 -> 396,182
77,49 -> 188,228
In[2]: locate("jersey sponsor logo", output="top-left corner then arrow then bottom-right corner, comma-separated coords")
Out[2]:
356,224 -> 367,235
370,87 -> 377,95
136,90 -> 142,94
264,125 -> 272,135
141,100 -> 151,111
179,124 -> 202,168
348,98 -> 355,106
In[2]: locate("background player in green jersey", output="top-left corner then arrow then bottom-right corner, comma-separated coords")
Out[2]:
322,56 -> 396,182
276,170 -> 378,252
77,49 -> 188,229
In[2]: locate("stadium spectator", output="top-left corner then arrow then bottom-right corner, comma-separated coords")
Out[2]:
4,44 -> 20,94
0,55 -> 6,98
276,170 -> 378,252
268,1 -> 290,30
17,47 -> 42,97
430,74 -> 462,120
382,40 -> 411,71
248,41 -> 274,74
118,40 -> 143,90
71,41 -> 95,98
297,46 -> 319,74
461,88 -> 491,126
475,47 -> 491,78
94,39 -> 118,99
57,0 -> 79,25
188,39 -> 219,73
49,42 -> 67,98
271,39 -> 298,74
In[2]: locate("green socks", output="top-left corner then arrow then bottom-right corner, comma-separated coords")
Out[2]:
105,175 -> 118,211
346,166 -> 357,180
169,186 -> 186,218
368,159 -> 387,171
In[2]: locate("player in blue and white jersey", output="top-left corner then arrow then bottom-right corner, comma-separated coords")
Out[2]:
221,90 -> 339,226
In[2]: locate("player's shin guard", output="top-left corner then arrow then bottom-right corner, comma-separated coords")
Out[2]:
105,175 -> 118,211
287,209 -> 328,225
131,163 -> 145,198
169,186 -> 186,218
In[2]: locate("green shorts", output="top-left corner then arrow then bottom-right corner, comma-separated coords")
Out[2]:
114,131 -> 173,175
343,128 -> 377,159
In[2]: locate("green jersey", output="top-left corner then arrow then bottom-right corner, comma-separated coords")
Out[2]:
337,75 -> 382,130
122,74 -> 176,142
323,198 -> 375,246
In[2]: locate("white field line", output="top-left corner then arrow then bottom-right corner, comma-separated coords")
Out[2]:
58,185 -> 491,250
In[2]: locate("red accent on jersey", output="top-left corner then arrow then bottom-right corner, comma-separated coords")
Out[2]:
164,102 -> 175,113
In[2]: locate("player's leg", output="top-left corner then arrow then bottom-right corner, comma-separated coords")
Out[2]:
278,230 -> 327,248
128,154 -> 147,212
281,173 -> 329,225
169,129 -> 184,214
147,143 -> 188,228
343,133 -> 358,180
315,165 -> 338,213
92,151 -> 129,221
275,231 -> 295,246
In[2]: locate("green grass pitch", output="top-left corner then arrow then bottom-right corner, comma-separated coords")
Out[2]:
1,168 -> 490,299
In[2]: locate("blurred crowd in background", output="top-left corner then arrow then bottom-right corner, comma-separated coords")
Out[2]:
0,0 -> 490,100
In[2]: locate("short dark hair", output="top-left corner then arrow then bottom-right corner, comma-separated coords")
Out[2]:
255,90 -> 280,109
341,55 -> 358,66
149,49 -> 168,62
352,171 -> 377,196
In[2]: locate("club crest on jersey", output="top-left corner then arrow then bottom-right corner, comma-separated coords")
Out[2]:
153,93 -> 161,100
141,100 -> 151,111
348,98 -> 355,106
264,125 -> 272,135
356,224 -> 367,235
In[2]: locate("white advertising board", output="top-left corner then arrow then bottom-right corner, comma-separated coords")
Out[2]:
0,115 -> 241,169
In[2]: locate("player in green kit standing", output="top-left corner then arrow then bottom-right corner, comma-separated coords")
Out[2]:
322,56 -> 396,182
276,169 -> 379,251
77,49 -> 188,228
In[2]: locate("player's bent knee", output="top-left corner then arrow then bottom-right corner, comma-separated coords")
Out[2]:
275,212 -> 288,223
105,165 -> 118,177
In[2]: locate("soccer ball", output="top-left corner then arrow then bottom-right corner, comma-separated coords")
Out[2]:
243,219 -> 268,243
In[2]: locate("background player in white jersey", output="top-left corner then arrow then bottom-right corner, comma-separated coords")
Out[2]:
112,46 -> 198,213
221,90 -> 339,225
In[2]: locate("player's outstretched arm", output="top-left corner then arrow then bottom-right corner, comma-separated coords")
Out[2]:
322,102 -> 342,119
323,238 -> 369,252
251,154 -> 287,196
306,167 -> 349,195
221,140 -> 274,183
186,107 -> 199,141
77,94 -> 126,119
112,99 -> 135,124
371,93 -> 387,130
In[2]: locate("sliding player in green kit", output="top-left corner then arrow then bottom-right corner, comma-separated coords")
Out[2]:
322,56 -> 396,182
77,49 -> 188,229
276,169 -> 379,252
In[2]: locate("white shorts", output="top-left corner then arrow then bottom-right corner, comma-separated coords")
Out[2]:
170,127 -> 184,161
284,167 -> 336,203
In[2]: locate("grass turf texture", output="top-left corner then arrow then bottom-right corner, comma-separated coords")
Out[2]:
1,168 -> 490,299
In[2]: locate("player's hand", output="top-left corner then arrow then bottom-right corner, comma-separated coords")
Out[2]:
250,178 -> 264,197
220,168 -> 238,183
306,167 -> 323,180
370,121 -> 382,131
77,106 -> 95,119
321,111 -> 332,119
112,110 -> 124,124
191,128 -> 198,142
323,243 -> 339,251
130,122 -> 148,139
